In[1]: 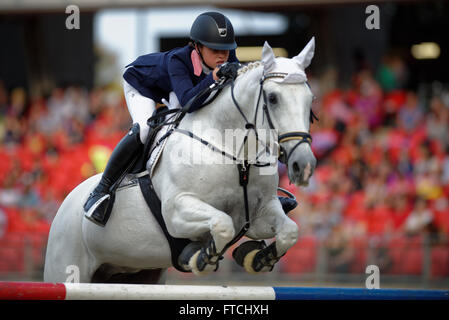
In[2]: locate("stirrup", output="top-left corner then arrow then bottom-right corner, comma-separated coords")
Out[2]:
84,194 -> 110,226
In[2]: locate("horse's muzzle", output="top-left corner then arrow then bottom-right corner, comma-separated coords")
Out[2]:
287,145 -> 316,186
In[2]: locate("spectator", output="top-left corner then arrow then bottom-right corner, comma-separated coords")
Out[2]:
390,193 -> 412,234
325,225 -> 354,273
7,87 -> 27,118
376,53 -> 408,92
351,70 -> 383,129
414,143 -> 444,200
396,149 -> 413,177
403,197 -> 434,236
0,161 -> 22,207
310,114 -> 339,158
0,207 -> 7,238
432,197 -> 449,237
309,197 -> 341,240
426,96 -> 449,148
442,146 -> 449,186
18,175 -> 42,209
397,91 -> 424,133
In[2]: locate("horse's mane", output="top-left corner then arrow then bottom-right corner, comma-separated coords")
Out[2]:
237,61 -> 263,78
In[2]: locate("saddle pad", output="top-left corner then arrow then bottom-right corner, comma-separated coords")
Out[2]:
147,112 -> 180,178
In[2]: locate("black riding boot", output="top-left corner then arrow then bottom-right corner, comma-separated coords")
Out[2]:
84,124 -> 143,226
278,196 -> 298,214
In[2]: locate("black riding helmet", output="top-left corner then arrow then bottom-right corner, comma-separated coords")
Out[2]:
190,12 -> 237,51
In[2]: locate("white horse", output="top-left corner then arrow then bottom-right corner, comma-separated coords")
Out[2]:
44,38 -> 317,283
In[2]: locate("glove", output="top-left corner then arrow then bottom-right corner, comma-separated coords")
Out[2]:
216,62 -> 240,81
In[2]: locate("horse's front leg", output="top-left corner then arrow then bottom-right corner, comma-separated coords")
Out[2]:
162,192 -> 235,275
234,197 -> 299,273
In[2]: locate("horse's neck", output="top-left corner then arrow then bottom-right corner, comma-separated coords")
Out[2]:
181,65 -> 265,132
177,65 -> 276,165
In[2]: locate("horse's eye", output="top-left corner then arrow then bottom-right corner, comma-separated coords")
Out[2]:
268,93 -> 278,105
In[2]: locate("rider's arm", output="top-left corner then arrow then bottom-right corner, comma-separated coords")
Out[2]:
168,55 -> 215,112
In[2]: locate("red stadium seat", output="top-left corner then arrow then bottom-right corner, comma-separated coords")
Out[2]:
350,237 -> 368,273
387,235 -> 424,275
402,247 -> 423,275
431,247 -> 449,278
282,235 -> 318,274
0,232 -> 25,272
387,236 -> 409,274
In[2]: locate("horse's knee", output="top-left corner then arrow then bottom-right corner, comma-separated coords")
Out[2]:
276,220 -> 299,254
210,214 -> 235,248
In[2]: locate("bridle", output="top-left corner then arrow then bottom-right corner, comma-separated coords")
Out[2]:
256,72 -> 316,165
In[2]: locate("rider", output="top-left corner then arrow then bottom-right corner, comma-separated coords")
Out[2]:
84,11 -> 297,227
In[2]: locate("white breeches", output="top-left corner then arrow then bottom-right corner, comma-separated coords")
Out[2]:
123,80 -> 180,143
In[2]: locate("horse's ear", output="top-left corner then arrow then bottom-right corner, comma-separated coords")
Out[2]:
293,37 -> 315,70
261,41 -> 276,73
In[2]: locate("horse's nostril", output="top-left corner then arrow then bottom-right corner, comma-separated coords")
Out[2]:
292,162 -> 300,174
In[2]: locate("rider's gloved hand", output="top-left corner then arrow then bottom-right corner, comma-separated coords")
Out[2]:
216,62 -> 240,81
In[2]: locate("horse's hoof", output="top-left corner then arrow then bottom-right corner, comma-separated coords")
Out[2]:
188,250 -> 217,276
243,249 -> 278,274
178,241 -> 202,272
235,241 -> 279,274
232,240 -> 266,267
183,241 -> 220,276
243,249 -> 261,274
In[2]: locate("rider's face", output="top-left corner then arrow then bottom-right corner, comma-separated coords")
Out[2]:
198,45 -> 229,68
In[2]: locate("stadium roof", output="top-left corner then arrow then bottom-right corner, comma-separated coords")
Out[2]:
0,0 -> 412,13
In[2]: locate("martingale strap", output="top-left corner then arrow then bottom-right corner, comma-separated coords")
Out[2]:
217,161 -> 251,257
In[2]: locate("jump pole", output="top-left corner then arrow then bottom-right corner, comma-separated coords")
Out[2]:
0,282 -> 448,300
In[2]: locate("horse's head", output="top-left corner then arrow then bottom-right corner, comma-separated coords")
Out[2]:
259,38 -> 317,186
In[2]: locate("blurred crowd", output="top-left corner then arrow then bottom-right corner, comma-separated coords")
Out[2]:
1,52 -> 449,276
0,82 -> 131,238
278,55 -> 449,275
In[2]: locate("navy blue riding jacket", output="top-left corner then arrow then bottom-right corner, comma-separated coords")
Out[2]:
123,45 -> 238,112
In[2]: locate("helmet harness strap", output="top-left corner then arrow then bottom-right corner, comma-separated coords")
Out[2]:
194,42 -> 214,71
